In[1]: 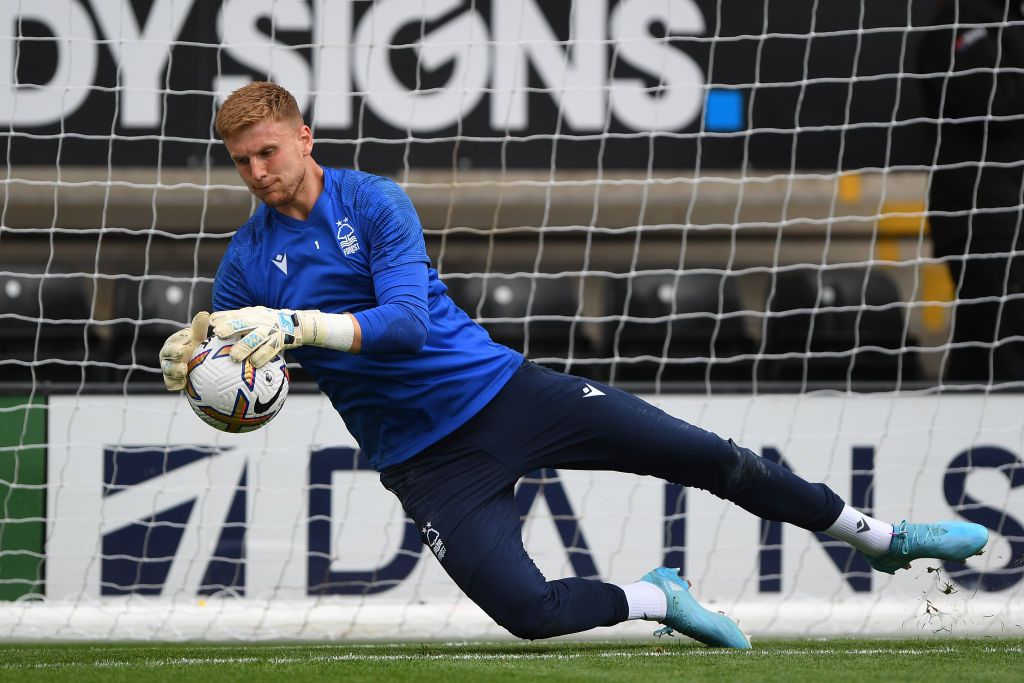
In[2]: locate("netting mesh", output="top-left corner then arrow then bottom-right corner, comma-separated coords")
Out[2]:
0,0 -> 1021,639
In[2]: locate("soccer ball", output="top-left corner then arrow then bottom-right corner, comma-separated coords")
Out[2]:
184,335 -> 290,433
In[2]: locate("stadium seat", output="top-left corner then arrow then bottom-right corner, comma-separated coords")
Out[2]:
604,272 -> 757,385
759,267 -> 922,384
445,275 -> 599,377
0,268 -> 97,384
108,275 -> 214,383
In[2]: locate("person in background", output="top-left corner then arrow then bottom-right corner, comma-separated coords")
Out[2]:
918,0 -> 1024,383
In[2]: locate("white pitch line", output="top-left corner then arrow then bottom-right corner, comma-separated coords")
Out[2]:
1,645 -> 1022,671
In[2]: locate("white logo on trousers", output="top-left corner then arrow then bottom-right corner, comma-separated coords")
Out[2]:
422,521 -> 447,560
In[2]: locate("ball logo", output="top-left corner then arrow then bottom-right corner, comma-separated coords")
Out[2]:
185,336 -> 289,433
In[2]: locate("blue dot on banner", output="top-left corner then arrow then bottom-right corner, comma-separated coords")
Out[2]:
704,89 -> 744,132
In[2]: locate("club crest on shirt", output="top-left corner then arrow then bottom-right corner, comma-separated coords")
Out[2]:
336,218 -> 360,256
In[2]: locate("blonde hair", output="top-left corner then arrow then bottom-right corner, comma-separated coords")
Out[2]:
215,81 -> 303,139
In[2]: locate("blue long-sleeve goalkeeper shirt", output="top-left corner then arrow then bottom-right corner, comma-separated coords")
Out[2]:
213,167 -> 522,470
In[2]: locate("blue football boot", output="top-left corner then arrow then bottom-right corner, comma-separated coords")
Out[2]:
640,567 -> 751,649
863,520 -> 989,574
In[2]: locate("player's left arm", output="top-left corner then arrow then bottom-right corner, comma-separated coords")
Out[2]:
351,260 -> 428,355
349,176 -> 430,354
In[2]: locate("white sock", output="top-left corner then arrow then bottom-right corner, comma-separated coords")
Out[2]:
616,581 -> 667,621
823,505 -> 894,556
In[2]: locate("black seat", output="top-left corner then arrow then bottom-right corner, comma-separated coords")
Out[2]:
759,267 -> 922,385
445,275 -> 598,376
108,275 -> 213,382
0,268 -> 97,384
604,272 -> 756,384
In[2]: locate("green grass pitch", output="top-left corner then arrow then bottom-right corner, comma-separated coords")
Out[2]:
0,639 -> 1021,682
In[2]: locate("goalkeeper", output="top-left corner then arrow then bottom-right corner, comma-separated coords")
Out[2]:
160,82 -> 987,648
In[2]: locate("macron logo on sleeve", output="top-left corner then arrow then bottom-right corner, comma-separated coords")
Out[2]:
272,253 -> 288,275
582,384 -> 605,398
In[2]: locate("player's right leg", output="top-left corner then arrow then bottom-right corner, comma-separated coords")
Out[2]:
638,567 -> 750,648
379,425 -> 628,641
385,475 -> 748,646
378,387 -> 750,646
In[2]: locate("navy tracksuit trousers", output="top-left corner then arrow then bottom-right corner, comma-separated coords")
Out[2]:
380,362 -> 845,639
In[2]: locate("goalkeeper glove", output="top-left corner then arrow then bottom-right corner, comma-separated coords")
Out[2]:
159,311 -> 211,391
209,306 -> 355,367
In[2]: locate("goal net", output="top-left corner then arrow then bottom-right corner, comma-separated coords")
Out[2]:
1,0 -> 1021,640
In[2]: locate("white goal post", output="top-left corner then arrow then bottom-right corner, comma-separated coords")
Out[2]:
1,0 -> 1022,640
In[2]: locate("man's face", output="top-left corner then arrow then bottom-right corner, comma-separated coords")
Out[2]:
224,119 -> 312,208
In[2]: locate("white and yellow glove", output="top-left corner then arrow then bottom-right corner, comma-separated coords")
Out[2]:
159,311 -> 210,391
209,306 -> 356,367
